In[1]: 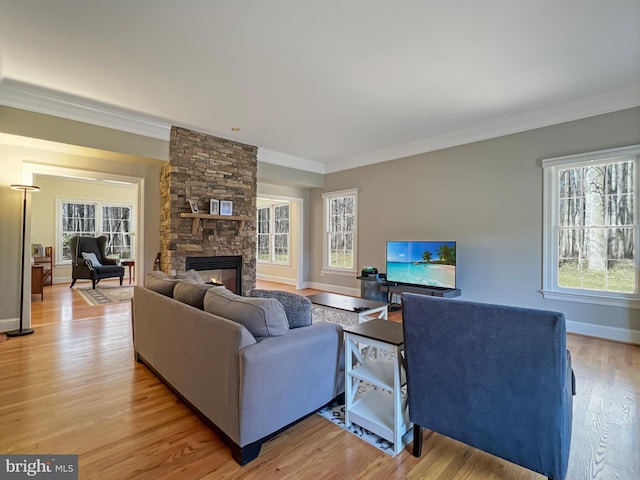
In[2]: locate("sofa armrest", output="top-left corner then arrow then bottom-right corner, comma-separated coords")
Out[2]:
238,321 -> 344,445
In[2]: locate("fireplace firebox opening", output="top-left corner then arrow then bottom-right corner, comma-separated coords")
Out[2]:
185,256 -> 242,294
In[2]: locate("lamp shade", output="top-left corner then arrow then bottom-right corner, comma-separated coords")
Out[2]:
10,184 -> 40,192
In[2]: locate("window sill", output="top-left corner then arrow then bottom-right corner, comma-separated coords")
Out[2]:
257,261 -> 291,267
541,289 -> 640,309
322,268 -> 357,277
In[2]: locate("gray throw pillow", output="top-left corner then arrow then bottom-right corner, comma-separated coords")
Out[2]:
249,289 -> 312,329
203,288 -> 289,337
145,271 -> 179,297
175,269 -> 205,284
173,281 -> 217,309
81,252 -> 102,267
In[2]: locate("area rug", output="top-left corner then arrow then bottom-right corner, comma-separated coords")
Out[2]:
317,399 -> 413,457
76,286 -> 134,306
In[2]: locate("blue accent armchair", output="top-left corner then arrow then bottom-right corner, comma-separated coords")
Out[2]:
402,294 -> 575,480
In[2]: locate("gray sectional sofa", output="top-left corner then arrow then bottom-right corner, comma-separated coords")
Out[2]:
132,272 -> 344,464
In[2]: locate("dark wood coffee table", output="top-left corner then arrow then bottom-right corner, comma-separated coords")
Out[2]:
307,292 -> 388,326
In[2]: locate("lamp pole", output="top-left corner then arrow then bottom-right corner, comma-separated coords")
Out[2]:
7,184 -> 40,337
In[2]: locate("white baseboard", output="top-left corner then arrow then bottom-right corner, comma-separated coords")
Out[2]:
256,274 -> 296,286
566,319 -> 640,345
304,281 -> 360,297
0,317 -> 19,333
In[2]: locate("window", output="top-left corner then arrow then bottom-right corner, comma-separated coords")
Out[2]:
60,202 -> 96,262
256,201 -> 290,264
323,189 -> 357,273
257,207 -> 270,261
102,205 -> 134,259
58,200 -> 134,263
273,204 -> 290,263
542,145 -> 640,308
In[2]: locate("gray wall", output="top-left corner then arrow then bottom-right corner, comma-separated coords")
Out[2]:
311,107 -> 640,333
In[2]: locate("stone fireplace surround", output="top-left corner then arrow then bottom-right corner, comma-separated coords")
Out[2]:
160,126 -> 258,296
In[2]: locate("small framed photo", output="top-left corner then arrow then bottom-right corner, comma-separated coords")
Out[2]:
187,199 -> 199,213
31,243 -> 43,257
210,199 -> 220,215
220,200 -> 233,216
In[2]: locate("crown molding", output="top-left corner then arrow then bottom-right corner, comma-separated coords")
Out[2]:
325,85 -> 640,173
0,78 -> 171,140
0,78 -> 323,173
257,147 -> 325,174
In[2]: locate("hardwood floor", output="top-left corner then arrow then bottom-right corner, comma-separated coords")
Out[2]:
1,280 -> 638,479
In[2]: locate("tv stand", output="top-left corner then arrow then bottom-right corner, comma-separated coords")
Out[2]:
357,274 -> 461,308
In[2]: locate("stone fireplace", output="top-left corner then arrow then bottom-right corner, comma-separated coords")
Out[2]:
160,126 -> 257,296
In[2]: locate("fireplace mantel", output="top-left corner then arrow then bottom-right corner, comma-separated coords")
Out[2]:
179,213 -> 253,235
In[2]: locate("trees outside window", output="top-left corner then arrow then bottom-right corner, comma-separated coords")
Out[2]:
543,145 -> 640,307
102,205 -> 134,259
256,202 -> 290,264
60,202 -> 96,262
323,189 -> 357,273
58,200 -> 134,263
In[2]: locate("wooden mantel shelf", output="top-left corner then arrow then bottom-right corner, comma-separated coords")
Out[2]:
179,213 -> 253,235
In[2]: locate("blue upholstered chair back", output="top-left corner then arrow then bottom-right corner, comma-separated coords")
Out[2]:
402,293 -> 573,480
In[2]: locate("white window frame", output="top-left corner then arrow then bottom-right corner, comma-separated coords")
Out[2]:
322,188 -> 358,275
257,206 -> 271,263
272,203 -> 290,265
57,200 -> 97,264
542,144 -> 640,309
256,201 -> 291,265
56,199 -> 135,264
101,203 -> 135,260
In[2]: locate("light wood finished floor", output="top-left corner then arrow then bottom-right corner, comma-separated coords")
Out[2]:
1,280 -> 638,479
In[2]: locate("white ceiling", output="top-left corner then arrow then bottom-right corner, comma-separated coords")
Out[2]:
1,0 -> 639,173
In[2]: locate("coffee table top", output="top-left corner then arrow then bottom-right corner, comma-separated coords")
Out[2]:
343,319 -> 404,346
307,292 -> 387,313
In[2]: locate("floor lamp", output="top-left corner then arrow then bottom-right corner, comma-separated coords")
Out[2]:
7,184 -> 40,337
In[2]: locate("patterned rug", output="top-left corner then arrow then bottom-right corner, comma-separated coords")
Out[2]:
76,286 -> 134,306
317,398 -> 413,457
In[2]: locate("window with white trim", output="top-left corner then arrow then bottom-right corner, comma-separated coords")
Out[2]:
102,205 -> 134,260
58,200 -> 134,263
323,189 -> 357,273
542,145 -> 640,308
257,207 -> 270,261
60,202 -> 96,262
256,201 -> 290,264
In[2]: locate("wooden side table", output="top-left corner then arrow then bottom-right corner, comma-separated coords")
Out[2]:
31,265 -> 44,301
343,319 -> 411,454
121,260 -> 135,284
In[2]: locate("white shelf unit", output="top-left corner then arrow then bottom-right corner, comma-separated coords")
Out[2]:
344,328 -> 412,455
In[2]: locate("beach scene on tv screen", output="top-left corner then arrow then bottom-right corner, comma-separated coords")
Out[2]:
387,241 -> 456,288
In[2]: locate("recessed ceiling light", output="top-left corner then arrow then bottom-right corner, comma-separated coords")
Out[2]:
231,127 -> 240,132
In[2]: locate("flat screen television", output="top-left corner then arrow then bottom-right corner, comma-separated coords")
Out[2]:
386,241 -> 456,289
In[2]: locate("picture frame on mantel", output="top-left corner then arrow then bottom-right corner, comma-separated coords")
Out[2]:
210,199 -> 220,215
187,199 -> 199,213
220,200 -> 233,216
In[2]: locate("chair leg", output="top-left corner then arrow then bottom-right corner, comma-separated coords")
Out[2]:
70,279 -> 76,288
120,275 -> 123,286
412,424 -> 423,457
92,278 -> 96,289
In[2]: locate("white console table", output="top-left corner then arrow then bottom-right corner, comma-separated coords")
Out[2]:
343,319 -> 411,455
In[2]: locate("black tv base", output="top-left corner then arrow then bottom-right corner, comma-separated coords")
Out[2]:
384,283 -> 461,299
